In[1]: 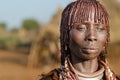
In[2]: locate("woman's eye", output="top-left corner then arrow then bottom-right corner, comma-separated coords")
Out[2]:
76,25 -> 86,31
96,25 -> 105,31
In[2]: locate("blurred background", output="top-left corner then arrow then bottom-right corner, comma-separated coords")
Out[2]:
0,0 -> 120,80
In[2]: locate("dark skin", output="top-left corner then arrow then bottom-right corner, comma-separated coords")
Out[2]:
69,10 -> 107,73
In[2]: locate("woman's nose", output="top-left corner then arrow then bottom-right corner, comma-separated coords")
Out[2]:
86,28 -> 97,41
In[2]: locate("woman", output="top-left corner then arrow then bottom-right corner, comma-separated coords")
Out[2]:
40,0 -> 120,80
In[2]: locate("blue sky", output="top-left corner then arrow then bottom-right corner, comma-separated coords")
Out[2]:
0,0 -> 73,29
0,0 -> 119,29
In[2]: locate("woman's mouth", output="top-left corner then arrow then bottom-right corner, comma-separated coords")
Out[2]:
82,48 -> 98,53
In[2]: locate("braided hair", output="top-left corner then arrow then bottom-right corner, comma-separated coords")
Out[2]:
60,0 -> 109,66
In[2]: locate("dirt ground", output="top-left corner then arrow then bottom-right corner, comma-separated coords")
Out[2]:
0,50 -> 54,80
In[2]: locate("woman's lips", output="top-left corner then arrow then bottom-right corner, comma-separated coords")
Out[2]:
82,48 -> 98,53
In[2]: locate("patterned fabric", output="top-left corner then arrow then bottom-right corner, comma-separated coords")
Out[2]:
40,59 -> 120,80
39,68 -> 120,80
39,69 -> 60,80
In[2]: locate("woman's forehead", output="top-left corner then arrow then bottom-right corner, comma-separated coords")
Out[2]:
72,21 -> 106,27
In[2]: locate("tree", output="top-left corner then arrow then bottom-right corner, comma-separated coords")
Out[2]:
22,19 -> 39,30
0,23 -> 7,29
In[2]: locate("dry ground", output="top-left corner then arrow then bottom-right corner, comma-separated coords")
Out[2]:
0,50 -> 55,80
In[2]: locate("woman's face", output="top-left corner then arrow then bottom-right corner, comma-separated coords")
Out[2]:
69,12 -> 107,60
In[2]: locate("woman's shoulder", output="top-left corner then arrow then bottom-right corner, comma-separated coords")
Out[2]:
39,68 -> 120,80
39,68 -> 61,80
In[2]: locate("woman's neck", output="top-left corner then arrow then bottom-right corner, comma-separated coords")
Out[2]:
71,56 -> 98,73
